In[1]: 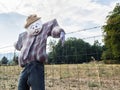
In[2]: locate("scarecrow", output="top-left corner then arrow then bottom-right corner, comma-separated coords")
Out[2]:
14,14 -> 65,90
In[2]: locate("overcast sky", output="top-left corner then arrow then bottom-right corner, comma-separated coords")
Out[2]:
0,0 -> 119,53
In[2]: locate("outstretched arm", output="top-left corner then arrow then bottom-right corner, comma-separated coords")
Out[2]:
14,32 -> 27,51
47,19 -> 65,46
51,26 -> 65,46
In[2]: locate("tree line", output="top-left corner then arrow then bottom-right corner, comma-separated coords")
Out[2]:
48,38 -> 104,64
48,3 -> 120,64
0,55 -> 18,65
0,38 -> 104,65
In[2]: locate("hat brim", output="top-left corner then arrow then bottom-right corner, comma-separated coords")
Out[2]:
24,17 -> 41,28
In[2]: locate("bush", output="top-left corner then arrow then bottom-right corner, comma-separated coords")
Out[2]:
103,60 -> 120,64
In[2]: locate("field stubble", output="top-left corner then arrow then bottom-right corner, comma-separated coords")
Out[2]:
0,63 -> 120,90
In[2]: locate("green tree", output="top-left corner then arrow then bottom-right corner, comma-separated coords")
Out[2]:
91,40 -> 104,60
0,56 -> 8,64
48,38 -> 104,64
47,40 -> 57,64
12,54 -> 18,65
102,3 -> 120,63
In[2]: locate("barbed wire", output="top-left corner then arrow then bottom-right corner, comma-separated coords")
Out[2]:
82,35 -> 103,40
0,1 -> 103,50
0,24 -> 103,50
66,26 -> 102,34
0,35 -> 103,50
0,2 -> 117,90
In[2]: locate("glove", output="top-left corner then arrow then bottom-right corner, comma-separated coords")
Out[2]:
60,31 -> 65,46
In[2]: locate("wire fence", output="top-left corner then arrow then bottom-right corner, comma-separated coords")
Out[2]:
0,1 -> 120,90
0,29 -> 120,90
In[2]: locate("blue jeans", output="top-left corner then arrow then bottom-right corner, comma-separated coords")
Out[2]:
18,61 -> 45,90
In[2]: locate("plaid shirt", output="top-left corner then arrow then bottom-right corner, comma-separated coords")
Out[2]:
15,19 -> 65,67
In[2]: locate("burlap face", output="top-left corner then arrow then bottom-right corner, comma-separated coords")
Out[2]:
27,19 -> 43,36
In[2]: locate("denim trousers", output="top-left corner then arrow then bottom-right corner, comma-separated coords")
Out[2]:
18,61 -> 45,90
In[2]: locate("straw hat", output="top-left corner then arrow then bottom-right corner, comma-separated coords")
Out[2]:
24,14 -> 41,28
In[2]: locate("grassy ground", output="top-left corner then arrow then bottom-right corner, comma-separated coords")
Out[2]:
0,62 -> 120,90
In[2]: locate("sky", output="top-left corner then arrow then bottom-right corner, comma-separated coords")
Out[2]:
0,0 -> 119,53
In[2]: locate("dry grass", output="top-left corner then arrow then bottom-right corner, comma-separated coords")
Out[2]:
0,63 -> 120,90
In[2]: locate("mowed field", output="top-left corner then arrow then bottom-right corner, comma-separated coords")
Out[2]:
0,63 -> 120,90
